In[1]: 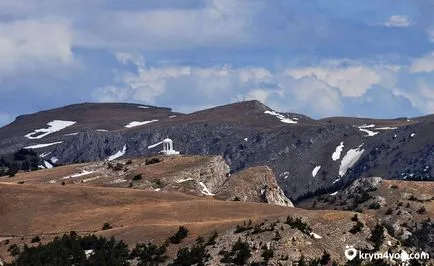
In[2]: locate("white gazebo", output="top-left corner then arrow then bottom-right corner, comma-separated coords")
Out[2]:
161,138 -> 180,155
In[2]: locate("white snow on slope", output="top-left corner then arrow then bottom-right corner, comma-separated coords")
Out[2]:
62,170 -> 95,179
108,145 -> 127,161
375,127 -> 398,130
64,132 -> 80,136
39,152 -> 52,158
312,166 -> 321,177
50,157 -> 58,164
330,191 -> 338,196
137,106 -> 149,109
199,182 -> 215,196
96,129 -> 108,132
310,232 -> 323,239
279,172 -> 290,180
177,178 -> 194,183
169,115 -> 177,118
25,120 -> 76,139
44,161 -> 53,169
264,110 -> 298,124
359,128 -> 379,137
25,141 -> 63,149
148,141 -> 164,149
125,120 -> 158,128
358,124 -> 379,136
244,138 -> 248,142
332,142 -> 344,161
410,133 -> 416,138
82,176 -> 101,183
339,144 -> 365,176
332,178 -> 340,184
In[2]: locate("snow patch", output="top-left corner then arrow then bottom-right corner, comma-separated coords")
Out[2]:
85,249 -> 94,259
177,178 -> 194,183
332,178 -> 341,184
358,128 -> 379,136
312,166 -> 321,177
330,191 -> 338,196
244,138 -> 248,142
125,120 -> 158,128
279,172 -> 290,180
44,161 -> 53,169
62,170 -> 95,179
50,157 -> 59,164
96,129 -> 108,132
25,120 -> 76,139
310,232 -> 323,239
108,145 -> 127,161
358,124 -> 379,136
82,176 -> 101,183
169,115 -> 177,118
148,141 -> 164,149
375,127 -> 397,130
199,182 -> 215,196
40,152 -> 52,158
332,142 -> 344,161
410,133 -> 416,138
339,144 -> 364,176
137,106 -> 149,109
24,141 -> 63,149
154,188 -> 161,192
64,132 -> 80,136
264,110 -> 298,124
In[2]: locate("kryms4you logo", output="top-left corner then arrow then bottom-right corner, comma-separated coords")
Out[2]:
345,245 -> 430,264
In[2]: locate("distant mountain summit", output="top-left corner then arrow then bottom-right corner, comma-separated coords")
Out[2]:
0,100 -> 433,199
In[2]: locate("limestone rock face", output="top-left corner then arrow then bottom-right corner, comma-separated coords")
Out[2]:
344,176 -> 383,197
215,166 -> 294,207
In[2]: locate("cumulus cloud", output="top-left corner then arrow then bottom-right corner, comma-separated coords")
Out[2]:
285,60 -> 398,98
94,53 -> 349,116
0,18 -> 74,79
383,15 -> 412,27
74,0 -> 260,50
410,52 -> 434,73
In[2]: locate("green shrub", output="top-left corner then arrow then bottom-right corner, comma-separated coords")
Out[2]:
31,236 -> 41,243
132,174 -> 142,181
169,226 -> 189,244
102,222 -> 112,230
145,158 -> 161,165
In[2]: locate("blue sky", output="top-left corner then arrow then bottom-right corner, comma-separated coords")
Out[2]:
1,0 -> 434,125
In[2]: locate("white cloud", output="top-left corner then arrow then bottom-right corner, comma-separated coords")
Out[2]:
285,60 -> 397,97
0,18 -> 74,79
429,28 -> 434,42
383,15 -> 412,27
115,52 -> 145,67
410,52 -> 434,73
75,0 -> 260,50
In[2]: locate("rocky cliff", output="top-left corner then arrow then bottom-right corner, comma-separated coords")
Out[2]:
1,100 -> 434,200
215,166 -> 294,207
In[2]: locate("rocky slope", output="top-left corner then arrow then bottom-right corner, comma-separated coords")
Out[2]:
298,177 -> 434,256
1,100 -> 433,200
1,154 -> 293,207
215,166 -> 294,207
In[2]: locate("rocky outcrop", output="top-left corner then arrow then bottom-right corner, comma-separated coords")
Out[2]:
343,176 -> 383,197
215,166 -> 294,207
